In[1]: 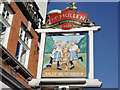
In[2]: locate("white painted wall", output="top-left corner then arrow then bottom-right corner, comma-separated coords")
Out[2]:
35,0 -> 48,24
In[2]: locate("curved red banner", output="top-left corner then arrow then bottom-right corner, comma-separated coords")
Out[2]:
49,10 -> 88,24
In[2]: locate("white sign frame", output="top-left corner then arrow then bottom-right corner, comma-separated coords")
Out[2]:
32,26 -> 102,88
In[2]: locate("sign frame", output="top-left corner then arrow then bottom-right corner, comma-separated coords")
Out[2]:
34,26 -> 102,87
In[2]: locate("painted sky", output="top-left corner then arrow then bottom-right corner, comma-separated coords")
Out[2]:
52,35 -> 85,45
47,2 -> 118,88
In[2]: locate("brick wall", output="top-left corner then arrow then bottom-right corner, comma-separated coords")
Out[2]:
4,2 -> 39,88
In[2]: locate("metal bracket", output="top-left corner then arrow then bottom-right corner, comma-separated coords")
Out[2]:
2,57 -> 11,64
13,65 -> 20,71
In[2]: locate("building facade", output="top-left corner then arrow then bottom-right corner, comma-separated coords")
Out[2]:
0,0 -> 48,89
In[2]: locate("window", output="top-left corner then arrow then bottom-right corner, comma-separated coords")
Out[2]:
15,24 -> 32,67
0,3 -> 14,48
1,3 -> 14,24
0,22 -> 6,43
2,7 -> 10,21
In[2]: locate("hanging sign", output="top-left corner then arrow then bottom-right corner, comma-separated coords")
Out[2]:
42,3 -> 95,30
49,11 -> 88,30
49,10 -> 88,24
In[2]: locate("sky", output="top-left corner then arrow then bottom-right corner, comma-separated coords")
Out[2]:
47,2 -> 118,88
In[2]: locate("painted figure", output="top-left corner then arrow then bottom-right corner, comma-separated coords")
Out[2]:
46,44 -> 57,67
69,40 -> 78,70
60,42 -> 71,71
54,40 -> 63,70
69,40 -> 83,70
46,40 -> 63,70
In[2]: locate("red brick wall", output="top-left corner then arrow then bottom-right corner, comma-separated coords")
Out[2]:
27,27 -> 39,78
7,2 -> 28,56
5,2 -> 39,88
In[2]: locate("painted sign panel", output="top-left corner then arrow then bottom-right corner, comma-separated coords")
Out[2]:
49,10 -> 88,24
42,35 -> 87,78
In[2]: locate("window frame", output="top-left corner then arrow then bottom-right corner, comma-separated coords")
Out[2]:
16,23 -> 32,68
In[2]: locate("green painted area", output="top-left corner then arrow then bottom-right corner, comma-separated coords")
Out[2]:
77,53 -> 87,68
45,36 -> 55,54
43,55 -> 51,69
76,35 -> 87,53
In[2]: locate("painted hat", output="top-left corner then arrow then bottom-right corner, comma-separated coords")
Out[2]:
56,40 -> 62,43
71,40 -> 78,43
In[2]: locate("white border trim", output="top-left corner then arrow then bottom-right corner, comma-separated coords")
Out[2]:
29,78 -> 102,87
37,32 -> 46,79
88,31 -> 94,79
35,26 -> 102,87
41,78 -> 86,82
35,26 -> 101,33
